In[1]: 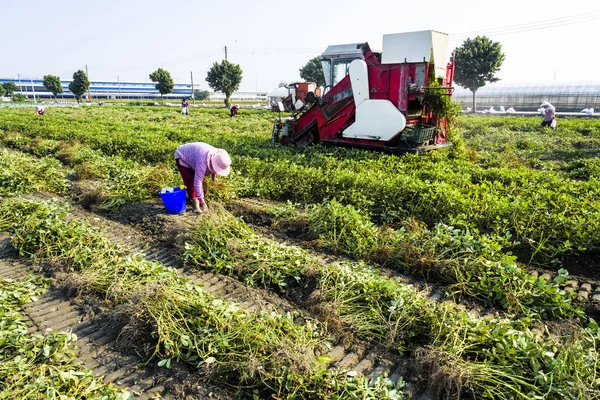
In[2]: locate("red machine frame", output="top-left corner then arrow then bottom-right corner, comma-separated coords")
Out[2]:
274,42 -> 455,153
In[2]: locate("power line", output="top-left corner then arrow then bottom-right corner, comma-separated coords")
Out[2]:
450,11 -> 600,41
452,11 -> 599,36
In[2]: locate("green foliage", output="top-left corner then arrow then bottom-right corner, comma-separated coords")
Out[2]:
11,93 -> 27,102
0,148 -> 68,196
278,81 -> 288,88
1,108 -> 599,264
2,82 -> 17,96
181,204 -> 600,397
452,36 -> 505,111
307,200 -> 380,258
0,84 -> 5,97
193,89 -> 210,101
0,198 -> 404,399
42,74 -> 64,98
149,68 -> 175,98
68,70 -> 90,102
0,276 -> 130,399
206,59 -> 243,107
299,56 -> 325,88
425,81 -> 462,126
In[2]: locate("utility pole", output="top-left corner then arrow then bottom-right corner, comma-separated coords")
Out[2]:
22,75 -> 29,99
224,46 -> 228,60
30,78 -> 37,103
117,76 -> 122,100
85,64 -> 91,101
190,71 -> 195,105
17,74 -> 22,93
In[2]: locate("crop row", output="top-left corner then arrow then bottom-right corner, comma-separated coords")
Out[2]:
227,199 -> 580,318
0,275 -> 130,399
0,197 -> 405,399
1,135 -> 599,398
0,138 -> 580,318
4,195 -> 599,398
0,108 -> 598,264
172,204 -> 600,398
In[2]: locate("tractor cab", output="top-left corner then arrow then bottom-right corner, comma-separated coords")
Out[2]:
320,43 -> 369,90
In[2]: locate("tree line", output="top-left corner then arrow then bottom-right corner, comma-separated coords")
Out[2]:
9,61 -> 244,106
6,36 -> 502,110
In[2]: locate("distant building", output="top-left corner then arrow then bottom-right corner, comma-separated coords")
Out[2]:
453,83 -> 600,112
0,77 -> 267,101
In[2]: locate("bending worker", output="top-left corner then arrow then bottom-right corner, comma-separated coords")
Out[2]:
174,142 -> 231,212
540,101 -> 556,128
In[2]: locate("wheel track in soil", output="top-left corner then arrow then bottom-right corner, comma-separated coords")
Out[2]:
17,194 -> 426,397
0,232 -> 174,400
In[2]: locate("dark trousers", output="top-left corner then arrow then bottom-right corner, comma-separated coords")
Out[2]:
175,159 -> 196,200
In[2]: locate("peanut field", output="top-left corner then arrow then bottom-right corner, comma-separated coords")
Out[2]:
0,106 -> 599,399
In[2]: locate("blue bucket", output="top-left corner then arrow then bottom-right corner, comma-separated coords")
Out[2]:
159,187 -> 187,214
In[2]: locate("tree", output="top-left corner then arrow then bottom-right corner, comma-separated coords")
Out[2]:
43,75 -> 63,101
194,89 -> 211,101
0,85 -> 5,97
149,68 -> 174,100
206,60 -> 243,107
299,56 -> 325,88
68,70 -> 90,103
452,36 -> 505,112
2,82 -> 17,97
278,81 -> 288,88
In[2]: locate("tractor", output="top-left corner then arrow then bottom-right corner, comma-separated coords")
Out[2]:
272,30 -> 455,153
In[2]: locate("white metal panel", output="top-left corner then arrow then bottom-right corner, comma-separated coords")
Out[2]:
431,31 -> 449,78
381,30 -> 449,71
348,60 -> 369,107
342,100 -> 407,141
382,31 -> 432,64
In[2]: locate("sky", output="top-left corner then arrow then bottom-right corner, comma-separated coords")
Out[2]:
2,0 -> 599,92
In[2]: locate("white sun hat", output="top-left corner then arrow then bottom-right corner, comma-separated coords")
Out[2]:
210,149 -> 231,176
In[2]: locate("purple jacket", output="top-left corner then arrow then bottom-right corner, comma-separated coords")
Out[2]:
174,142 -> 215,202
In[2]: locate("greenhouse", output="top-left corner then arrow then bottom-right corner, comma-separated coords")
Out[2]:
452,83 -> 600,112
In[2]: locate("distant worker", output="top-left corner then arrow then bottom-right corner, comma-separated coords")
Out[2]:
35,106 -> 45,116
174,142 -> 231,213
230,104 -> 239,117
540,101 -> 556,128
181,98 -> 189,115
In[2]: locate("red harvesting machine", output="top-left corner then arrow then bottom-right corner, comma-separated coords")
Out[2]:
272,30 -> 455,153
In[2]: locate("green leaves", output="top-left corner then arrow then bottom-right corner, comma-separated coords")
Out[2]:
452,36 -> 505,110
68,70 -> 90,101
205,59 -> 243,107
149,68 -> 175,97
299,56 -> 325,88
43,75 -> 64,98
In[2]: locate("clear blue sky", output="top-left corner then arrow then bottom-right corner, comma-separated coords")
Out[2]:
2,0 -> 598,91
